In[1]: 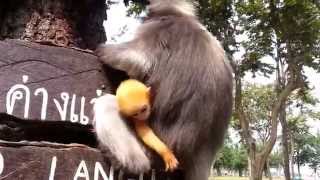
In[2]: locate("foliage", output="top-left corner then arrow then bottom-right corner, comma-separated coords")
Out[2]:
214,143 -> 234,170
231,145 -> 248,176
126,1 -> 146,17
236,0 -> 320,77
269,151 -> 282,168
240,84 -> 276,146
294,132 -> 320,173
308,133 -> 320,172
214,136 -> 248,176
286,90 -> 319,171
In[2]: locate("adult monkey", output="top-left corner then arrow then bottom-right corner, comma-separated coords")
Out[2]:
96,0 -> 233,179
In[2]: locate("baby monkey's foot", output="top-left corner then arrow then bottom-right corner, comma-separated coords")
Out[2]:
162,150 -> 179,172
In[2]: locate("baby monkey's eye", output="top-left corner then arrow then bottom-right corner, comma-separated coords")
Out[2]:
140,106 -> 148,113
132,105 -> 148,118
132,112 -> 140,117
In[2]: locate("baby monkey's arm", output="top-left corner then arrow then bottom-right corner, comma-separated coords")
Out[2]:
134,121 -> 179,172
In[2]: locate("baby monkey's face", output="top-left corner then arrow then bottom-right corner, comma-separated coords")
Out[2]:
116,79 -> 152,121
130,104 -> 151,121
119,97 -> 151,121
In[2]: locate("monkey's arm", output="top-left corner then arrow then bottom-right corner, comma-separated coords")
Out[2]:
96,42 -> 151,79
134,121 -> 179,171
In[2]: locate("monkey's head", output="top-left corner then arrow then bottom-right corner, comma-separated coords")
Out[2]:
116,79 -> 151,121
147,0 -> 196,17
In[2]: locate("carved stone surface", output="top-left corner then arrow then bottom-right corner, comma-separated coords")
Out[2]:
0,39 -> 110,125
0,144 -> 112,180
0,143 -> 182,180
0,114 -> 183,180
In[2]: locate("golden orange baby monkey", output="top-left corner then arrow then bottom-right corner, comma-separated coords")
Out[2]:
116,79 -> 179,172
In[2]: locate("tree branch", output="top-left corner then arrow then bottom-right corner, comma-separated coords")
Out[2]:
261,81 -> 298,156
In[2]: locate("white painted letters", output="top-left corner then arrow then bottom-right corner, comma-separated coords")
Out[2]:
94,162 -> 108,180
74,160 -> 90,180
80,97 -> 89,125
5,75 -> 95,124
54,92 -> 70,121
70,94 -> 79,123
6,76 -> 31,118
49,156 -> 57,180
34,88 -> 48,120
0,152 -> 4,175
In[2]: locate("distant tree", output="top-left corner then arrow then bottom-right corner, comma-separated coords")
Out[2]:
232,144 -> 248,177
234,1 -> 320,179
293,131 -> 320,177
214,135 -> 234,174
269,151 -> 282,170
214,139 -> 248,177
241,84 -> 276,146
287,91 -> 319,177
308,133 -> 320,176
214,144 -> 234,175
288,117 -> 311,177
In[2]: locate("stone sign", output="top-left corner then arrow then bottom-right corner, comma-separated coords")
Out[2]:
0,39 -> 110,125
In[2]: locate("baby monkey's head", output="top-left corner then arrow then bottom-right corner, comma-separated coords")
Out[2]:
116,79 -> 151,121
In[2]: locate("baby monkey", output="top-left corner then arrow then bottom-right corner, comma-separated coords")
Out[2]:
116,79 -> 179,171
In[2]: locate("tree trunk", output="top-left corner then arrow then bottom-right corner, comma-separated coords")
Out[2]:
248,156 -> 252,177
275,38 -> 292,180
265,159 -> 273,180
297,163 -> 301,177
239,169 -> 243,177
280,104 -> 291,180
216,167 -> 222,176
249,153 -> 265,180
234,66 -> 276,180
250,162 -> 264,180
0,0 -> 107,50
290,135 -> 295,178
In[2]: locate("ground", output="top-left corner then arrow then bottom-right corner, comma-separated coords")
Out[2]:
211,177 -> 284,180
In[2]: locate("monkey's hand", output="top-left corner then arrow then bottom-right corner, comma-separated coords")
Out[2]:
95,44 -> 123,67
95,43 -> 151,79
161,149 -> 179,172
134,121 -> 179,171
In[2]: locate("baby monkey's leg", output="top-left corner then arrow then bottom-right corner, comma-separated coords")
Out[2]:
134,121 -> 179,172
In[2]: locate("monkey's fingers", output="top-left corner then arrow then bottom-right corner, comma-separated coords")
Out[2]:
163,151 -> 179,172
167,156 -> 179,172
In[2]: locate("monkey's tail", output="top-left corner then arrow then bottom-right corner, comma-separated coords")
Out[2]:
93,94 -> 151,174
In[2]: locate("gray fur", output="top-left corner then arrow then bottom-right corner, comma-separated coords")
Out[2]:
96,0 -> 233,179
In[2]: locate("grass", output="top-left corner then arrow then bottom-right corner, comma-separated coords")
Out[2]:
210,176 -> 284,180
210,177 -> 248,180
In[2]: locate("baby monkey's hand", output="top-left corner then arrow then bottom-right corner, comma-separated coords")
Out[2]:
162,150 -> 179,172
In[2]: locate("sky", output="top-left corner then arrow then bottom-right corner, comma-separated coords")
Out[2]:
103,1 -> 320,134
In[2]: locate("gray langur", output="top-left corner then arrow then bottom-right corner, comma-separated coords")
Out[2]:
95,0 -> 233,179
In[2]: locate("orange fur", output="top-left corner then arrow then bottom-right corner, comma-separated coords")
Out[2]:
134,121 -> 179,171
116,79 -> 179,171
116,79 -> 150,117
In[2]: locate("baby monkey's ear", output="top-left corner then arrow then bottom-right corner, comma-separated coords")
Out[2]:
147,87 -> 151,95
